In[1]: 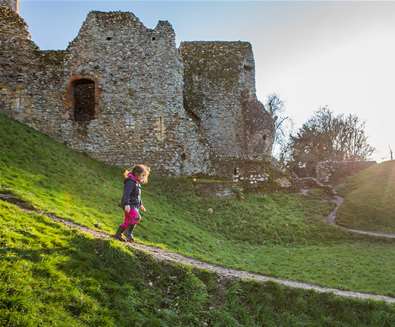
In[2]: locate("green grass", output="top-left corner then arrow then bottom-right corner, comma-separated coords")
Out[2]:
337,161 -> 395,233
1,113 -> 395,297
1,200 -> 394,326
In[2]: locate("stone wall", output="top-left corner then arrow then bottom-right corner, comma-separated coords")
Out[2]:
60,11 -> 208,175
180,42 -> 274,177
0,0 -> 18,13
0,6 -> 274,177
316,160 -> 377,184
180,42 -> 274,160
0,6 -> 62,137
0,8 -> 208,175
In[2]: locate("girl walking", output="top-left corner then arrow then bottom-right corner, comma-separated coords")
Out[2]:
114,164 -> 150,242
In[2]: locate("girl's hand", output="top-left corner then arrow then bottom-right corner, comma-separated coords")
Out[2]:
124,205 -> 131,213
140,205 -> 146,212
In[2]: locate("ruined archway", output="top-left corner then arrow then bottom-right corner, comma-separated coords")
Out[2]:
71,78 -> 96,121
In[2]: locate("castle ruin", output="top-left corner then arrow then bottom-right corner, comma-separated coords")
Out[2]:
0,1 -> 274,178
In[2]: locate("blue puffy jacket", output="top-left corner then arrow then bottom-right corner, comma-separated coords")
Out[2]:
120,173 -> 142,208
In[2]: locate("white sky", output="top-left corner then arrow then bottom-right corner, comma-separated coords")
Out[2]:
253,2 -> 395,161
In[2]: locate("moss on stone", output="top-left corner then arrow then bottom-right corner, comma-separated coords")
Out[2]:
180,41 -> 251,88
39,50 -> 66,66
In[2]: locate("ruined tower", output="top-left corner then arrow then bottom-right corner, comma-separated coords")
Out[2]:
0,0 -> 19,13
180,41 -> 274,177
0,6 -> 274,179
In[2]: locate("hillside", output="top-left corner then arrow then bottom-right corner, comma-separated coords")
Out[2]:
3,200 -> 395,326
1,113 -> 395,300
337,161 -> 395,233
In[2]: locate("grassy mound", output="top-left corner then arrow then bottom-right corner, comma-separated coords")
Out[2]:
337,161 -> 395,233
1,113 -> 395,296
1,200 -> 394,326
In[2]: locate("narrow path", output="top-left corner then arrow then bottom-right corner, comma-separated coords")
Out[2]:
327,194 -> 395,239
299,179 -> 395,239
1,192 -> 395,304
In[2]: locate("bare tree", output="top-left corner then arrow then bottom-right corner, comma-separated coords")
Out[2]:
286,107 -> 375,176
265,94 -> 292,161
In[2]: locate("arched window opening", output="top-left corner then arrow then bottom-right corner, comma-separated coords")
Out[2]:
72,79 -> 96,122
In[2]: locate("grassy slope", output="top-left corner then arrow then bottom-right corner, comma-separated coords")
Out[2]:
1,200 -> 394,326
1,113 -> 395,296
337,161 -> 395,233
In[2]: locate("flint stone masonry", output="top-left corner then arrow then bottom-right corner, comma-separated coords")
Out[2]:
0,0 -> 18,13
180,42 -> 274,178
316,160 -> 377,184
0,5 -> 274,177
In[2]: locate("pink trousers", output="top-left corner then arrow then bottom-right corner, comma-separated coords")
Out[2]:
120,207 -> 140,228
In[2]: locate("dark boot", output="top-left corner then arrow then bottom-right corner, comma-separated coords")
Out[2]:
124,225 -> 135,242
114,225 -> 125,241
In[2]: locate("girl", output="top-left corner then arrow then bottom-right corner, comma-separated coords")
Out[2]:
114,164 -> 150,242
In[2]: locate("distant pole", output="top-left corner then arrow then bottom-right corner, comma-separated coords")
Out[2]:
389,145 -> 393,161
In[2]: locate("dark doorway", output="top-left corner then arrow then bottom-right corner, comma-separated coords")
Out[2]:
72,79 -> 95,121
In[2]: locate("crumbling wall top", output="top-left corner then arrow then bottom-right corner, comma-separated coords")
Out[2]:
88,11 -> 147,29
67,11 -> 176,51
180,41 -> 253,89
39,50 -> 66,66
0,6 -> 29,39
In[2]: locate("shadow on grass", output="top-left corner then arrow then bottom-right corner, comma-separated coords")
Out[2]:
1,208 -> 395,327
0,246 -> 68,263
